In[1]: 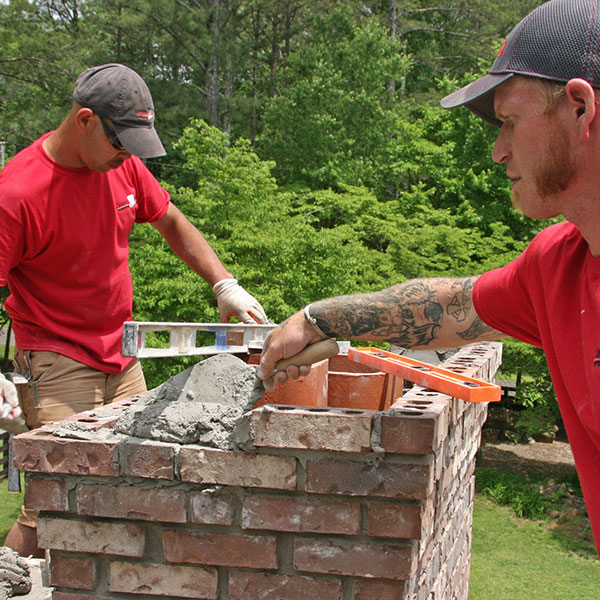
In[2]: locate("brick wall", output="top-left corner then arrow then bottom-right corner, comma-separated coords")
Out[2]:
13,342 -> 502,600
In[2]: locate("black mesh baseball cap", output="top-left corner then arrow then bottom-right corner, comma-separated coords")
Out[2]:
73,63 -> 166,158
441,0 -> 600,127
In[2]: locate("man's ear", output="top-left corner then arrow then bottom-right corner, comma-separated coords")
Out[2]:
565,78 -> 597,140
74,106 -> 95,133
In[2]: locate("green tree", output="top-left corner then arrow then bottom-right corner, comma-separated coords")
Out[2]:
365,0 -> 542,97
0,0 -> 95,152
130,119 -> 397,385
500,338 -> 561,439
0,0 -> 542,159
258,7 -> 410,189
375,73 -> 557,243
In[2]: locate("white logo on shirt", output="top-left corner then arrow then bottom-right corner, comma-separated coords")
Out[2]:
117,194 -> 137,211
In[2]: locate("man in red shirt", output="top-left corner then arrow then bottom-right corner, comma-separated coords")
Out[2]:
0,63 -> 268,556
258,0 -> 600,557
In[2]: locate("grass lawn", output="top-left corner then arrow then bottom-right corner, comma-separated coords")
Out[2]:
470,495 -> 600,600
0,474 -> 23,543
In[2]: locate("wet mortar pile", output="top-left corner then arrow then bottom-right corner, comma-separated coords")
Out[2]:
114,354 -> 263,448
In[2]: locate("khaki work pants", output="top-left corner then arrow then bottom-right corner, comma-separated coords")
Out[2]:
13,349 -> 147,429
12,348 -> 147,528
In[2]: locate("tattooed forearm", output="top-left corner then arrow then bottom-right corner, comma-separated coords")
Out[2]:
310,278 -> 461,348
308,276 -> 499,349
451,277 -> 476,294
458,317 -> 505,341
447,291 -> 472,323
458,316 -> 493,340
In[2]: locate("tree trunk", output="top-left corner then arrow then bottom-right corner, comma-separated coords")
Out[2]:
269,11 -> 279,98
222,0 -> 240,139
206,0 -> 221,127
388,0 -> 399,98
223,56 -> 233,138
116,3 -> 122,63
250,8 -> 260,144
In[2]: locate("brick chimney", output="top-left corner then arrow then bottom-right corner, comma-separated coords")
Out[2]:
13,341 -> 501,600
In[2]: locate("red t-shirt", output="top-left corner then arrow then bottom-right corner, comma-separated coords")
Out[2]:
0,133 -> 170,373
474,221 -> 600,555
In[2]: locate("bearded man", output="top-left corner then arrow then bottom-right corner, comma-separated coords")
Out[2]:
257,0 -> 600,558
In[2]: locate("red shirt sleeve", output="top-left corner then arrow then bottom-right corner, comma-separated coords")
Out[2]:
473,247 -> 543,348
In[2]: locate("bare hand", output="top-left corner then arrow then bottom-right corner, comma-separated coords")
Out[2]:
256,310 -> 322,391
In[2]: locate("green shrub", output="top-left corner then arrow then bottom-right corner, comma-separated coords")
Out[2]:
476,468 -> 548,520
514,403 -> 561,439
499,338 -> 561,437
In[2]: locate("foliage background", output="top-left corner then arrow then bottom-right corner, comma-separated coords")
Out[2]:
1,0 -> 557,418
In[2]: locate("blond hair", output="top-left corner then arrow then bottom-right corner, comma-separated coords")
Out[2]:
535,79 -> 567,113
535,77 -> 600,113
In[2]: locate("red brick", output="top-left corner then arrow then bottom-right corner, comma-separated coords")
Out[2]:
368,500 -> 434,539
52,594 -> 108,600
24,478 -> 68,512
163,530 -> 277,569
13,431 -> 118,476
118,439 -> 176,480
54,409 -> 121,430
306,457 -> 433,500
229,572 -> 342,600
328,355 -> 402,412
38,518 -> 144,557
242,495 -> 360,534
189,491 -> 235,526
354,579 -> 407,599
77,483 -> 187,522
251,407 -> 373,452
179,447 -> 296,490
379,402 -> 447,454
254,357 -> 329,408
109,560 -> 217,599
294,538 -> 417,580
389,389 -> 449,408
50,553 -> 95,590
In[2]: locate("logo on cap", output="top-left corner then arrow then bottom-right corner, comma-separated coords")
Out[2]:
497,40 -> 507,58
136,109 -> 155,122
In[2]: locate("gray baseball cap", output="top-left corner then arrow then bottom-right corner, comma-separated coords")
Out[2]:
441,0 -> 600,127
73,63 -> 166,158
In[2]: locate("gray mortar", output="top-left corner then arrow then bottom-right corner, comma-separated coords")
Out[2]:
113,354 -> 264,449
0,546 -> 32,599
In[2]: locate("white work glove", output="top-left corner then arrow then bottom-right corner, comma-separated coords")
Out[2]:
0,373 -> 26,433
0,374 -> 19,417
212,278 -> 269,324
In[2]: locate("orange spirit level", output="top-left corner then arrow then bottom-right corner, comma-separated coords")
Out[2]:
348,347 -> 501,403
